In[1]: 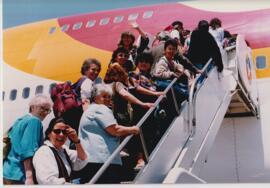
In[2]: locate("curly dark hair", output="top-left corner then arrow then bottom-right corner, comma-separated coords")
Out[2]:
198,20 -> 209,32
209,18 -> 222,30
164,39 -> 178,50
135,52 -> 154,66
117,31 -> 136,50
110,47 -> 129,63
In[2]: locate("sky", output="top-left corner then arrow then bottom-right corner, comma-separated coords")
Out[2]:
3,0 -> 183,29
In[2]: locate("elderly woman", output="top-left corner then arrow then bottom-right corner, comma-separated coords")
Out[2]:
32,118 -> 88,184
79,58 -> 102,110
3,95 -> 53,185
60,59 -> 102,149
78,84 -> 140,184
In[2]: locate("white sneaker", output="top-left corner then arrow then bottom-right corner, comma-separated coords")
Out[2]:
120,150 -> 130,157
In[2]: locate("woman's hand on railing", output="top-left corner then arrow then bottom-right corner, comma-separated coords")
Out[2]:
141,102 -> 155,109
130,126 -> 140,135
196,69 -> 203,74
172,72 -> 181,78
184,69 -> 191,79
154,91 -> 166,97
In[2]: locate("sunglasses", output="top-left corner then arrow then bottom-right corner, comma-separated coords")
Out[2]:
52,129 -> 67,135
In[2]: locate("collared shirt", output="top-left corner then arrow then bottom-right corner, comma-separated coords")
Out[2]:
3,114 -> 43,182
32,140 -> 88,184
79,103 -> 121,165
80,77 -> 103,100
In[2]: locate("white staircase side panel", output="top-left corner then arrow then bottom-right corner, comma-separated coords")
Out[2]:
134,105 -> 190,183
163,168 -> 206,183
200,78 -> 270,183
179,68 -> 233,171
191,92 -> 232,175
164,92 -> 232,183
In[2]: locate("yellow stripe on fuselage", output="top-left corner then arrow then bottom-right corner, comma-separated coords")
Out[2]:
3,19 -> 112,82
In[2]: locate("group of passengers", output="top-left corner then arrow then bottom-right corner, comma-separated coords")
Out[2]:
3,17 -> 232,185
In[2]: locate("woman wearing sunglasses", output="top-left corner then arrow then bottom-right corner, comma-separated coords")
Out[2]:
32,117 -> 88,184
109,47 -> 135,72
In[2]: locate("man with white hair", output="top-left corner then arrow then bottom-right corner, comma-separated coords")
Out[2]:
3,94 -> 53,185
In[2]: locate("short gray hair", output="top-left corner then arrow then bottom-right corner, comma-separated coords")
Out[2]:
29,94 -> 53,111
90,84 -> 113,102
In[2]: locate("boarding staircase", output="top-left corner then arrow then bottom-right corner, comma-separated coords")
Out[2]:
88,35 -> 259,184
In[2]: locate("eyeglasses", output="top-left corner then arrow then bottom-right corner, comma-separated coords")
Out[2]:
38,106 -> 51,113
117,53 -> 128,58
52,129 -> 67,135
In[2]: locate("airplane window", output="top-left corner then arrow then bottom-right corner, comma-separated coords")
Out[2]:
49,83 -> 57,93
143,11 -> 154,19
86,20 -> 96,28
2,91 -> 5,101
10,89 -> 17,101
35,85 -> 44,94
73,22 -> 83,30
100,18 -> 110,25
22,87 -> 30,99
256,56 -> 267,69
61,24 -> 70,32
113,16 -> 124,23
49,27 -> 56,34
128,13 -> 139,21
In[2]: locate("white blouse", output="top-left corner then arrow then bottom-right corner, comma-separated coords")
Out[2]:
32,140 -> 88,184
80,78 -> 94,100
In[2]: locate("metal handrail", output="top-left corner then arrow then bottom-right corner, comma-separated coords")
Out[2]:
88,77 -> 178,184
188,59 -> 213,136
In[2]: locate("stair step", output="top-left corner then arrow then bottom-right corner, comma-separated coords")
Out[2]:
120,181 -> 133,184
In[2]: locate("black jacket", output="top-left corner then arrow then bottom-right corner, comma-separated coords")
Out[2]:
187,29 -> 223,72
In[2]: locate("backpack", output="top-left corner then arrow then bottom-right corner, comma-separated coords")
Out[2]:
51,81 -> 81,117
72,76 -> 102,100
71,76 -> 87,101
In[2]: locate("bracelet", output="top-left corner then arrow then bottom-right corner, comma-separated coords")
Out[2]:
73,139 -> 80,144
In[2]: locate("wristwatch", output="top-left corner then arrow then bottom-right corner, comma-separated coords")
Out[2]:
73,139 -> 80,144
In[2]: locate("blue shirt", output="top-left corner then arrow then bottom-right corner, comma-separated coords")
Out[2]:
79,103 -> 121,165
3,114 -> 43,182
